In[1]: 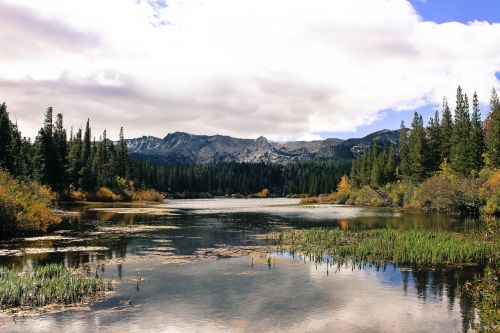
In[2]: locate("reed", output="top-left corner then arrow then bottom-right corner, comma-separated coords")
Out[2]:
277,228 -> 498,266
0,264 -> 111,309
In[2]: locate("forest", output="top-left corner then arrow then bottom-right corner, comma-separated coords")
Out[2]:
0,103 -> 351,201
305,87 -> 500,217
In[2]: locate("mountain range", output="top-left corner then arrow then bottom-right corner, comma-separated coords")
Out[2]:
125,129 -> 402,165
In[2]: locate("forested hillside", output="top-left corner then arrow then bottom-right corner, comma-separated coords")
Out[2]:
306,87 -> 500,216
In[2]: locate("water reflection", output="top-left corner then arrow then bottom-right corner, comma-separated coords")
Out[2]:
0,199 -> 484,332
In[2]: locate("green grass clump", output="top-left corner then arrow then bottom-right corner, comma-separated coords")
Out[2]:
278,228 -> 498,266
0,264 -> 111,309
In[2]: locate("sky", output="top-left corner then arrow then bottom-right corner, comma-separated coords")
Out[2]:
0,0 -> 499,141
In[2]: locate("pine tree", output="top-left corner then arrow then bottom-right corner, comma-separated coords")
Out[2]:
115,127 -> 129,178
450,87 -> 472,175
33,107 -> 58,187
440,97 -> 453,163
469,92 -> 484,173
398,121 -> 410,179
408,112 -> 426,181
0,102 -> 13,172
385,143 -> 397,182
370,142 -> 382,186
485,88 -> 500,168
426,110 -> 441,173
80,119 -> 94,190
53,113 -> 68,192
67,128 -> 83,189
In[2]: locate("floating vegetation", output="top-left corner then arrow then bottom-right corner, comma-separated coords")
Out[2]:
0,264 -> 112,310
22,235 -> 76,241
88,207 -> 178,216
278,228 -> 499,267
91,225 -> 180,235
0,246 -> 109,257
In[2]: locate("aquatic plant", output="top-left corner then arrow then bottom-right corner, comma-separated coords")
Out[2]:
277,228 -> 498,266
0,264 -> 111,309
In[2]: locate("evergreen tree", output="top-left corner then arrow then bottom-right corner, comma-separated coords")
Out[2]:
67,128 -> 83,189
469,92 -> 484,173
53,113 -> 68,192
370,142 -> 382,186
486,88 -> 500,168
115,127 -> 129,178
79,119 -> 94,190
385,143 -> 397,182
408,112 -> 426,181
426,110 -> 441,173
33,107 -> 58,187
398,121 -> 410,178
0,102 -> 13,172
450,87 -> 472,175
440,97 -> 453,163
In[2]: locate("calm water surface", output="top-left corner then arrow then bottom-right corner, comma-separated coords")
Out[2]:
0,199 -> 482,332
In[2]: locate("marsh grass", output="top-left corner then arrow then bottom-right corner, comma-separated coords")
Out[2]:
0,264 -> 112,309
278,228 -> 498,266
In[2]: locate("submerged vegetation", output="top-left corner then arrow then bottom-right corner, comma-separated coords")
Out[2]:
0,264 -> 111,310
277,228 -> 498,266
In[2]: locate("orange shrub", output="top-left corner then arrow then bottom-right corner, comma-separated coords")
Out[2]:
132,189 -> 164,202
255,188 -> 270,198
70,189 -> 88,201
479,170 -> 500,215
93,187 -> 122,202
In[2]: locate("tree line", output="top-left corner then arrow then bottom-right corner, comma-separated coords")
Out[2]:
350,87 -> 500,187
134,159 -> 351,196
0,103 -> 351,197
0,105 -> 133,197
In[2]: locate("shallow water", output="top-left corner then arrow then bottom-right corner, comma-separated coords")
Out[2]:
0,199 -> 482,332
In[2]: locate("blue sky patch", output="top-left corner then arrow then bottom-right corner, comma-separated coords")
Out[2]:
409,0 -> 500,24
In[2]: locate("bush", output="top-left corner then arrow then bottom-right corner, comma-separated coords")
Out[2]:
387,181 -> 418,208
69,188 -> 87,201
132,189 -> 164,203
0,169 -> 61,234
479,170 -> 500,215
414,174 -> 481,213
251,188 -> 270,198
93,187 -> 122,202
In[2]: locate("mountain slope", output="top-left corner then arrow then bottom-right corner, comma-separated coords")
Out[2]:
126,129 -> 401,164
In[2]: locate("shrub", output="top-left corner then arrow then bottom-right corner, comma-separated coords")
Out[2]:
132,189 -> 164,203
414,174 -> 481,213
253,188 -> 270,198
0,169 -> 61,234
462,268 -> 500,332
387,181 -> 418,208
93,187 -> 122,202
69,188 -> 87,201
479,170 -> 500,215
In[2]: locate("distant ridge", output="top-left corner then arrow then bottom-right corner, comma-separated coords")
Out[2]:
125,129 -> 401,164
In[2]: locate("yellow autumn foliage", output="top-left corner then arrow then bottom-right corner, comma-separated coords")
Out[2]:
0,169 -> 61,233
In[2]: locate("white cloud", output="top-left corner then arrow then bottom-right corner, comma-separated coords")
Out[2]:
0,0 -> 499,140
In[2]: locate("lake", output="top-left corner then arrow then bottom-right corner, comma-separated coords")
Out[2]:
0,198 -> 483,332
